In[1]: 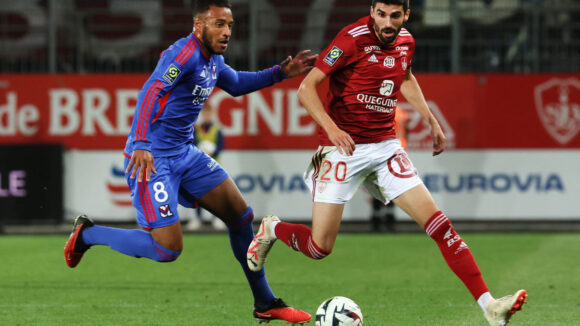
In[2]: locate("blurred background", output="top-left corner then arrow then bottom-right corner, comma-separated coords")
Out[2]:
1,0 -> 579,232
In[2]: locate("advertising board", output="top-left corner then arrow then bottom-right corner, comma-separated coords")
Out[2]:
0,145 -> 63,224
1,74 -> 579,221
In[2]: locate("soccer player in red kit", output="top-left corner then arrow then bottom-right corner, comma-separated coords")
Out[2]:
247,1 -> 527,325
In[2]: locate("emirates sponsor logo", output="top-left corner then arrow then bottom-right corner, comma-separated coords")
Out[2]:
534,78 -> 580,144
364,45 -> 381,53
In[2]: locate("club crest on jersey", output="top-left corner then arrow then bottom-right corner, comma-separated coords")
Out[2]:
323,46 -> 343,66
212,64 -> 217,80
159,204 -> 173,218
162,64 -> 181,84
401,56 -> 408,71
387,150 -> 417,179
384,56 -> 395,68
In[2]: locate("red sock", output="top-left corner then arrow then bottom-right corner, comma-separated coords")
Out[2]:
274,222 -> 330,259
425,211 -> 489,300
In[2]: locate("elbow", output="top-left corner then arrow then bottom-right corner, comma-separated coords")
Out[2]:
297,82 -> 308,104
225,88 -> 243,97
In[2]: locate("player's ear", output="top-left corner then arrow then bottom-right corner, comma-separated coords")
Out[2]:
193,14 -> 203,34
404,9 -> 410,22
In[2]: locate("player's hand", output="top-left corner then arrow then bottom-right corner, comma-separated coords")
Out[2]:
280,50 -> 318,77
430,121 -> 446,156
327,126 -> 356,156
125,149 -> 157,182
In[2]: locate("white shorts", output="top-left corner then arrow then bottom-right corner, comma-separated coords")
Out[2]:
303,139 -> 423,204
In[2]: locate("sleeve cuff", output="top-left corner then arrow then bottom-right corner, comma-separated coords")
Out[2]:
273,65 -> 289,82
133,141 -> 152,151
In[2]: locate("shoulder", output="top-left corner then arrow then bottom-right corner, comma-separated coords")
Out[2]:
395,28 -> 415,47
160,34 -> 204,68
337,16 -> 373,44
327,18 -> 374,59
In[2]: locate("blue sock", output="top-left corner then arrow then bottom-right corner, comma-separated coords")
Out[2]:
228,207 -> 276,307
82,225 -> 180,262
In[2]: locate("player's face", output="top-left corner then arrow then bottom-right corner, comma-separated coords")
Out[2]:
370,3 -> 409,44
195,5 -> 234,55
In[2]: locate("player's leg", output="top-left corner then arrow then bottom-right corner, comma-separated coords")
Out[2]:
247,146 -> 367,271
248,201 -> 342,272
64,156 -> 182,267
374,141 -> 493,304
392,184 -> 527,324
196,177 -> 275,302
195,177 -> 311,323
272,202 -> 343,256
173,146 -> 310,323
393,183 -> 491,301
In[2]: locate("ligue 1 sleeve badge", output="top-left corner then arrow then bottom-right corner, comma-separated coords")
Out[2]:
323,46 -> 343,66
534,78 -> 580,145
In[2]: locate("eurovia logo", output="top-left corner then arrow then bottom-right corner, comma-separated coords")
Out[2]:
534,78 -> 580,145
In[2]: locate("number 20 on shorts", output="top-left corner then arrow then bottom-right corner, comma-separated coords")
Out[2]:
320,160 -> 348,182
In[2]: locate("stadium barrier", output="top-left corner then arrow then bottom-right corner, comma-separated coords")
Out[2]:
0,74 -> 579,222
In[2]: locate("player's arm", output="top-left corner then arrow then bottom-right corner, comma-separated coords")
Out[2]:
217,50 -> 317,96
400,68 -> 446,156
297,67 -> 356,156
126,56 -> 184,181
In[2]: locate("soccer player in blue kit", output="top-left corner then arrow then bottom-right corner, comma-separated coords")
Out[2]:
63,0 -> 316,323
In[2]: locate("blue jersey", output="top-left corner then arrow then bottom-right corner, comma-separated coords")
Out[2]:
125,33 -> 286,157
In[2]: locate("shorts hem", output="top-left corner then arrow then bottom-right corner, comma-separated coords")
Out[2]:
194,173 -> 229,199
313,198 -> 348,204
137,218 -> 180,230
389,178 -> 424,201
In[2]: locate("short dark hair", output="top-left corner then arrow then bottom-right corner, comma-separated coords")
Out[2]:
372,0 -> 409,12
193,0 -> 232,16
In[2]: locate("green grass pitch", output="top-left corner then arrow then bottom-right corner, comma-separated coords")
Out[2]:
1,232 -> 579,325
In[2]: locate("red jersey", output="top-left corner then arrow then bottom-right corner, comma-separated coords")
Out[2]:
315,16 -> 415,145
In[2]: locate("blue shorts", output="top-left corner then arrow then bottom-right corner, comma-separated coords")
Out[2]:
125,144 -> 229,230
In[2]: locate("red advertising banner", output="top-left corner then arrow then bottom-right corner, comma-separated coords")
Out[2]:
1,74 -> 579,150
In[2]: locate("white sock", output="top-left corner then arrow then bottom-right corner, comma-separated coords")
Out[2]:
270,220 -> 280,239
477,292 -> 494,313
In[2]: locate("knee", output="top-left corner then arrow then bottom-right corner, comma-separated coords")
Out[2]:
310,238 -> 332,260
150,233 -> 183,262
313,236 -> 335,254
150,224 -> 183,252
312,251 -> 331,260
158,250 -> 181,262
152,242 -> 182,262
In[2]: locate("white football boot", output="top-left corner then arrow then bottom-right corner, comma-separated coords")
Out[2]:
247,215 -> 280,272
485,289 -> 527,326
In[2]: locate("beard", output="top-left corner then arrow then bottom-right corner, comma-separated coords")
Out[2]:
374,24 -> 401,44
202,28 -> 225,55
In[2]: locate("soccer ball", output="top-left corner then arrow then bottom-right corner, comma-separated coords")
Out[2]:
315,296 -> 363,326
